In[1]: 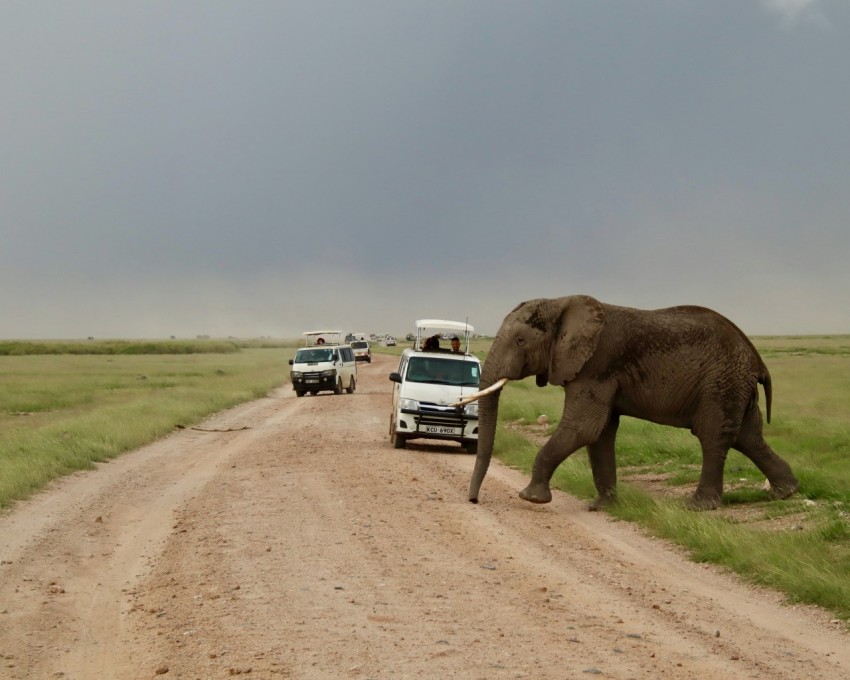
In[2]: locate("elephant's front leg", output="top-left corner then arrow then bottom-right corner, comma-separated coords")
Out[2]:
519,428 -> 584,503
519,387 -> 613,504
586,415 -> 620,511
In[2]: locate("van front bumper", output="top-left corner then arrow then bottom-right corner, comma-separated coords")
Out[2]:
395,404 -> 478,441
291,370 -> 337,392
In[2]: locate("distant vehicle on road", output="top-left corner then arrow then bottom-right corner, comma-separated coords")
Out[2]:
351,340 -> 372,363
289,331 -> 357,396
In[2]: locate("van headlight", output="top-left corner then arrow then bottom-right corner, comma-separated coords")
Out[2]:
320,369 -> 337,378
464,402 -> 479,417
400,398 -> 419,410
291,371 -> 302,379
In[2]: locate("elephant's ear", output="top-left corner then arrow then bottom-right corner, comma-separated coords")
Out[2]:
548,296 -> 605,385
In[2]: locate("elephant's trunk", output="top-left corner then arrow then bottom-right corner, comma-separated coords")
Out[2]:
468,388 -> 502,503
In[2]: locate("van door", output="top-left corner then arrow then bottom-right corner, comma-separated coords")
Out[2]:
341,346 -> 356,392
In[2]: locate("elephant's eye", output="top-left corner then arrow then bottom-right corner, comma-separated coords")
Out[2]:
516,337 -> 526,347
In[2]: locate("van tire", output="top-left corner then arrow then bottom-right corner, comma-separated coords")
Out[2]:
334,379 -> 343,395
391,432 -> 407,449
464,440 -> 478,454
295,390 -> 305,397
347,376 -> 356,394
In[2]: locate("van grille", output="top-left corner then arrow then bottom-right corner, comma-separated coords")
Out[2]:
415,403 -> 471,428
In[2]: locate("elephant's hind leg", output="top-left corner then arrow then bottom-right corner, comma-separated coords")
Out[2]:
688,396 -> 758,510
688,426 -> 733,511
734,405 -> 799,500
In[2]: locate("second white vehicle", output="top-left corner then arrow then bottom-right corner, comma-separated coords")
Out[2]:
289,330 -> 357,397
388,320 -> 480,453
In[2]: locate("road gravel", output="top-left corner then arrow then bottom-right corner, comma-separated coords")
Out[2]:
1,353 -> 847,679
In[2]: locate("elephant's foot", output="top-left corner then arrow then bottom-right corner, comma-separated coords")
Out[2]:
767,478 -> 800,501
685,492 -> 722,511
519,482 -> 552,504
588,492 -> 617,512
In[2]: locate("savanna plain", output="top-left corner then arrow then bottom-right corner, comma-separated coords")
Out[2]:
0,335 -> 849,678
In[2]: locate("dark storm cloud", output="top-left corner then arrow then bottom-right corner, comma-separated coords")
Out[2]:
2,1 -> 849,338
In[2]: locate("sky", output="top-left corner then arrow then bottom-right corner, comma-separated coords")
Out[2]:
2,0 -> 849,339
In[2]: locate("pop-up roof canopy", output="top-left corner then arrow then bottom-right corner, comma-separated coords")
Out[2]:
414,319 -> 474,352
302,330 -> 343,346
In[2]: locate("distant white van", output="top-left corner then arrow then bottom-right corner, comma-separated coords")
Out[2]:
350,339 -> 372,363
289,331 -> 356,396
388,320 -> 480,452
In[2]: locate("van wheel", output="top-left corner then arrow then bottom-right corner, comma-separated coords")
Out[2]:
346,376 -> 356,394
295,390 -> 305,397
334,379 -> 343,395
391,431 -> 407,449
309,390 -> 318,396
464,440 -> 478,454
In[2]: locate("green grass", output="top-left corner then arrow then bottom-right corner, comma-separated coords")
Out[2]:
0,341 -> 298,507
492,347 -> 850,622
0,338 -> 245,355
4,336 -> 850,622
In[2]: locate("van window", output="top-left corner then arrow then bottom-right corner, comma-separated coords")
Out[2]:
342,347 -> 354,362
295,348 -> 333,363
405,357 -> 480,387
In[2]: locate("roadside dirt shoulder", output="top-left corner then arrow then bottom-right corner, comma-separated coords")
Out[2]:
0,354 -> 846,679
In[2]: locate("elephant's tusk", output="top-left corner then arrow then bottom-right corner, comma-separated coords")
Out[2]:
452,377 -> 509,406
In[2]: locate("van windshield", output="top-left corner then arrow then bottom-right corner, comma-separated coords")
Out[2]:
405,357 -> 480,387
295,348 -> 333,363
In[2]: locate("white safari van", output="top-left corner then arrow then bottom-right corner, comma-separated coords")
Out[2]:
289,330 -> 357,397
388,319 -> 481,452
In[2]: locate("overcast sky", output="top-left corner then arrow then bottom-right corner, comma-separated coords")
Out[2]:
2,0 -> 848,339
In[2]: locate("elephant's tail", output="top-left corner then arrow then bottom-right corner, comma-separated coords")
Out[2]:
758,367 -> 772,424
737,323 -> 772,424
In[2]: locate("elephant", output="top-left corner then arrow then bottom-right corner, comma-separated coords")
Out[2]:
461,295 -> 799,511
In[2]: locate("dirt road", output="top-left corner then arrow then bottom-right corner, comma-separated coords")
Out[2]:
1,353 -> 847,679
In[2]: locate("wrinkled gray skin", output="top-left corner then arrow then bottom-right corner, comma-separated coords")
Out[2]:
469,295 -> 799,511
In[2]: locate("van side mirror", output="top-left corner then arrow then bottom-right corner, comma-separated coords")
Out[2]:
289,359 -> 294,365
389,372 -> 402,383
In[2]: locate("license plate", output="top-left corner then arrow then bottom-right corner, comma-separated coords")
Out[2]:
306,379 -> 319,384
424,425 -> 460,435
